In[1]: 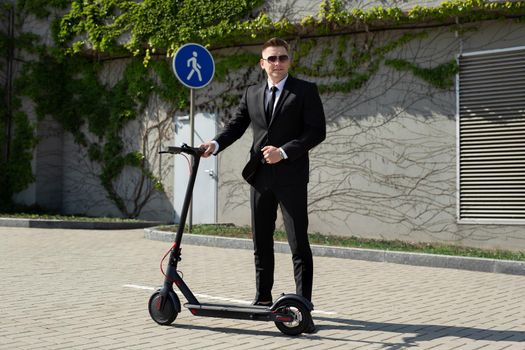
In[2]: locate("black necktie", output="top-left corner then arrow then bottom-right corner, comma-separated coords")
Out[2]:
266,86 -> 277,124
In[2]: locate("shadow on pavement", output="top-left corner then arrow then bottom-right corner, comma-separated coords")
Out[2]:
168,316 -> 525,348
312,316 -> 525,348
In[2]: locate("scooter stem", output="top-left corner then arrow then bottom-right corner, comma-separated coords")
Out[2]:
173,151 -> 201,253
160,144 -> 203,296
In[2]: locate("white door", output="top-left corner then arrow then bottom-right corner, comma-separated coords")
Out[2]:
173,113 -> 217,224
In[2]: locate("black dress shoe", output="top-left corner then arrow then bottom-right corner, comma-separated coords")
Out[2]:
252,300 -> 272,306
305,319 -> 317,334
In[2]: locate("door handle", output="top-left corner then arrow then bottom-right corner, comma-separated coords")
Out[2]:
205,169 -> 216,178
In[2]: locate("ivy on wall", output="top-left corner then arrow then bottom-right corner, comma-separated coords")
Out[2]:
2,0 -> 524,215
0,2 -> 40,209
17,54 -> 179,217
385,59 -> 458,89
55,0 -> 265,58
287,30 -> 458,95
54,0 -> 525,56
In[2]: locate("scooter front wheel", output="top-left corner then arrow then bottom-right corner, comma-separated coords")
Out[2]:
274,299 -> 312,336
148,290 -> 179,325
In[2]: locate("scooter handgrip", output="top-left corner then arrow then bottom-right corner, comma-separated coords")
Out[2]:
166,146 -> 183,154
160,144 -> 204,156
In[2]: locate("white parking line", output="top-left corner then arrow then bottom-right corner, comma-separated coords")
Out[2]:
124,284 -> 155,291
123,284 -> 337,315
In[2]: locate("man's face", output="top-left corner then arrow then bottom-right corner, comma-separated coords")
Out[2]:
260,45 -> 291,84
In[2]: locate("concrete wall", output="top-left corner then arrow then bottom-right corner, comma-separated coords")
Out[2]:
12,6 -> 525,250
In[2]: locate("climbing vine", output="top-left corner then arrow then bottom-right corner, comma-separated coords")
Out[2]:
17,54 -> 178,217
55,0 -> 265,58
54,0 -> 525,57
2,0 -> 524,216
384,59 -> 458,89
287,30 -> 458,95
0,2 -> 40,209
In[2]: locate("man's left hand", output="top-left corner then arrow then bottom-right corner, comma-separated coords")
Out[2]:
261,146 -> 283,164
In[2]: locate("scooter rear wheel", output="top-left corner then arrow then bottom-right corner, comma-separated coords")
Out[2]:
274,299 -> 312,336
148,291 -> 179,325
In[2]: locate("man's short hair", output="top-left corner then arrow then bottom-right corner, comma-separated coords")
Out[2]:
262,37 -> 290,53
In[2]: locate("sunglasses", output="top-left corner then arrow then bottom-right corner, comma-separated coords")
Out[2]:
262,55 -> 289,63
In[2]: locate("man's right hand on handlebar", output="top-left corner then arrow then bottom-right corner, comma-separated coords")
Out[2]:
199,141 -> 216,158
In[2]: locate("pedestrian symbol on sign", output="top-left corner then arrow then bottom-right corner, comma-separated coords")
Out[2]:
186,52 -> 202,82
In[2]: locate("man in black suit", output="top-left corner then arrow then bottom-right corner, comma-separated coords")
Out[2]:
200,37 -> 325,332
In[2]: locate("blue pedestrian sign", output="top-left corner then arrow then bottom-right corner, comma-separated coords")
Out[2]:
172,43 -> 215,89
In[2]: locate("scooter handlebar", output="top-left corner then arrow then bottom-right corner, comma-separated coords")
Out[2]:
159,143 -> 204,157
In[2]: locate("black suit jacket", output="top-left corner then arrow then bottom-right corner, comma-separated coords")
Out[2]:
214,75 -> 326,186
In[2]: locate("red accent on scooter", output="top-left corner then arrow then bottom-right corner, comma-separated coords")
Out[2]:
275,316 -> 294,322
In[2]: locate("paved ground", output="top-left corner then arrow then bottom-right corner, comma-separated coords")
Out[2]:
1,227 -> 524,350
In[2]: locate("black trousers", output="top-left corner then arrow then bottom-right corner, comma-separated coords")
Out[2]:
250,169 -> 313,302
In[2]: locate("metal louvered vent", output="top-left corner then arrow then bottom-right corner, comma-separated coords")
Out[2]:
457,46 -> 525,223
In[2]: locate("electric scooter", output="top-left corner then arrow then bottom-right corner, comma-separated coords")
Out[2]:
148,143 -> 314,336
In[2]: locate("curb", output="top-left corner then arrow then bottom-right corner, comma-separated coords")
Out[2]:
0,217 -> 166,230
144,228 -> 525,277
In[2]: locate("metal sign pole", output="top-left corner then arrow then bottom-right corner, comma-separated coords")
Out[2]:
189,88 -> 195,233
172,43 -> 214,234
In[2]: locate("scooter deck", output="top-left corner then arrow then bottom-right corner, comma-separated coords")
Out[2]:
184,303 -> 285,322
